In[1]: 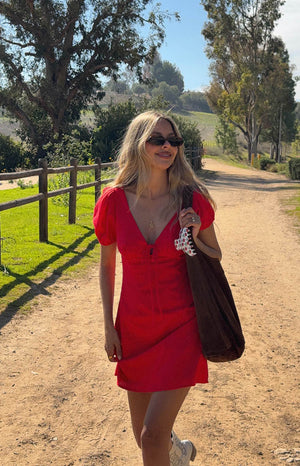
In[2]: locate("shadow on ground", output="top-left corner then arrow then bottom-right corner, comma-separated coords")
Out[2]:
203,167 -> 300,192
0,227 -> 98,329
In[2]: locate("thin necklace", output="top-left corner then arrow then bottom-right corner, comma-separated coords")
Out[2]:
148,219 -> 155,230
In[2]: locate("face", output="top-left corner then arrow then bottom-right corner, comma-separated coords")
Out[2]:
145,119 -> 179,171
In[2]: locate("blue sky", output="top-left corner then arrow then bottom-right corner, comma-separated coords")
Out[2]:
157,0 -> 300,101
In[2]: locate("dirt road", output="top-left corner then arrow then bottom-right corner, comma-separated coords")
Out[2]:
0,159 -> 299,465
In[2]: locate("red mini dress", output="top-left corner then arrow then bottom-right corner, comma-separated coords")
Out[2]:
93,187 -> 215,392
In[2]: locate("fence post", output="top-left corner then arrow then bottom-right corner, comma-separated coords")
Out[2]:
95,157 -> 101,202
38,158 -> 48,242
69,158 -> 78,224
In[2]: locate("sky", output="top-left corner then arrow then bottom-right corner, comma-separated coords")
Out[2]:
157,0 -> 300,101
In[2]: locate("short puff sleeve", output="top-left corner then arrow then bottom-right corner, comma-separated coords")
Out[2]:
93,187 -> 117,245
192,190 -> 215,230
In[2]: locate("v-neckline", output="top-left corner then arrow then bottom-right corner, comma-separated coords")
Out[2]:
121,188 -> 177,246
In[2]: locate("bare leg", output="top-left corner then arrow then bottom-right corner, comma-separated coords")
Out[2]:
127,391 -> 152,448
128,387 -> 190,466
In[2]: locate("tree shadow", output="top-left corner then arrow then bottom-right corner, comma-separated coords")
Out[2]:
0,227 -> 98,328
203,168 -> 300,192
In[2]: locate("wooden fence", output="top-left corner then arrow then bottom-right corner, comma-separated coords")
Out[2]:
0,149 -> 202,244
0,157 -> 115,242
187,147 -> 203,171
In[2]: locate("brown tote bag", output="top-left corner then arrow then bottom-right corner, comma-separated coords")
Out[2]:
182,187 -> 245,362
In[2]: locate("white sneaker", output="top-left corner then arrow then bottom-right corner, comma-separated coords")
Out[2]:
169,431 -> 197,465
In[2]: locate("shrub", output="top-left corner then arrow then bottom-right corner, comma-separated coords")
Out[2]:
0,134 -> 24,171
44,130 -> 92,167
288,158 -> 300,180
92,101 -> 137,162
259,156 -> 276,171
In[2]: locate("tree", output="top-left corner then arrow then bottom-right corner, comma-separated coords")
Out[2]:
92,100 -> 137,162
260,44 -> 297,161
132,82 -> 150,95
149,56 -> 184,92
151,81 -> 181,107
179,91 -> 212,113
104,78 -> 130,94
91,98 -> 203,164
201,0 -> 296,162
0,134 -> 26,171
215,115 -> 239,155
0,0 -> 171,157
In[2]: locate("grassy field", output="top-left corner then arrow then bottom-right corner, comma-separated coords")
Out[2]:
0,182 -> 100,318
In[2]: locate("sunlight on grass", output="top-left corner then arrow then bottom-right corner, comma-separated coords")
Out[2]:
0,185 -> 100,315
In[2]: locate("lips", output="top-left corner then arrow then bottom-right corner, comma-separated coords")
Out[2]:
156,152 -> 171,158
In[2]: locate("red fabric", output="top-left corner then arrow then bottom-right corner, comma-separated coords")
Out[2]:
93,187 -> 215,392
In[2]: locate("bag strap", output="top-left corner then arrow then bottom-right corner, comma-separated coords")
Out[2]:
182,186 -> 194,210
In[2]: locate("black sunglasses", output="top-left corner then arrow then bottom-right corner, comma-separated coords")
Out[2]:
146,136 -> 184,147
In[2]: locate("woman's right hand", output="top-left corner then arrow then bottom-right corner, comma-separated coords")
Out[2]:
104,326 -> 122,362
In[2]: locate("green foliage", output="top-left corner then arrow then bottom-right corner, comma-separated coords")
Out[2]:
132,83 -> 150,95
139,95 -> 170,112
171,114 -> 204,163
92,101 -> 137,162
288,158 -> 300,180
0,134 -> 25,171
215,116 -> 239,155
17,179 -> 33,189
201,0 -> 296,162
0,185 -> 99,314
151,58 -> 184,92
91,100 -> 203,164
179,92 -> 212,113
291,123 -> 300,155
104,79 -> 130,94
295,103 -> 300,122
151,82 -> 181,107
0,0 -> 170,152
48,171 -> 94,207
44,130 -> 92,167
258,156 -> 277,171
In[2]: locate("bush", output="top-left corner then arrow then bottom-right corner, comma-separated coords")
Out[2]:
288,158 -> 300,180
44,130 -> 92,167
171,114 -> 204,169
0,134 -> 25,171
92,101 -> 137,162
258,156 -> 276,171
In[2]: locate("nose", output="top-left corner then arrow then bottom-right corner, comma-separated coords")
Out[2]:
162,139 -> 171,147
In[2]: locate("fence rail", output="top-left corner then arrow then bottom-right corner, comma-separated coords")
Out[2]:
0,157 -> 115,242
0,149 -> 202,243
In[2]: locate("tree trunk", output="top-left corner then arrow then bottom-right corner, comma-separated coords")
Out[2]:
247,139 -> 252,163
275,143 -> 280,163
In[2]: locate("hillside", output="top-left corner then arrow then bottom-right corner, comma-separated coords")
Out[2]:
0,107 -> 218,147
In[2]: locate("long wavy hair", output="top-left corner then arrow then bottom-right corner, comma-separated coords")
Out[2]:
112,110 -> 215,214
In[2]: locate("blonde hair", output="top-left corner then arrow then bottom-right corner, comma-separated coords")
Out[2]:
113,110 -> 215,213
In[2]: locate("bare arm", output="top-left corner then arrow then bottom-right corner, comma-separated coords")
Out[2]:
100,243 -> 122,361
179,208 -> 222,260
195,223 -> 222,260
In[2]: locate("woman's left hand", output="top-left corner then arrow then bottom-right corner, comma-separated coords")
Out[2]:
179,208 -> 201,241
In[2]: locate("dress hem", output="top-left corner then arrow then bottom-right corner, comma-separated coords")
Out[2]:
116,378 -> 208,393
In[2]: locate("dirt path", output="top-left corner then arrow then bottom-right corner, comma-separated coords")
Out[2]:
0,159 -> 299,466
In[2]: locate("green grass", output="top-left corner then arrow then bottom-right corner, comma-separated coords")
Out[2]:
188,111 -> 218,127
0,183 -> 100,318
281,190 -> 300,235
203,153 -> 251,170
174,110 -> 218,143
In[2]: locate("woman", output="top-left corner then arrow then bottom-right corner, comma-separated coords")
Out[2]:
93,110 -> 221,466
